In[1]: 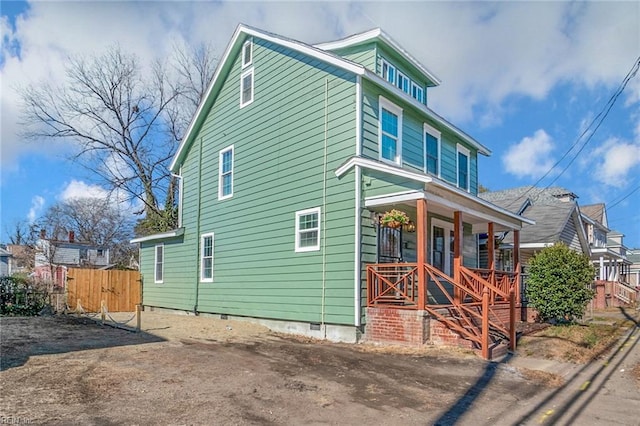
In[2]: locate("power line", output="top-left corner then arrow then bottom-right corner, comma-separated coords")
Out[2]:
504,55 -> 640,209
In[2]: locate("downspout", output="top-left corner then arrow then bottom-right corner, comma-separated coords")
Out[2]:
193,137 -> 204,315
321,77 -> 329,338
354,75 -> 362,328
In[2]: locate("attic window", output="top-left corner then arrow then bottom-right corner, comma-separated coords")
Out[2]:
240,68 -> 254,108
381,59 -> 396,85
242,40 -> 252,68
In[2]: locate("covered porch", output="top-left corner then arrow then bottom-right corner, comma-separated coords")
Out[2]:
363,187 -> 530,359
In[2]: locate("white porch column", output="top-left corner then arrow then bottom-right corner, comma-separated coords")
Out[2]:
599,256 -> 604,280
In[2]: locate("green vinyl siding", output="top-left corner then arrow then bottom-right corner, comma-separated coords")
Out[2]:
139,236 -> 194,311
142,35 -> 359,326
328,42 -> 377,71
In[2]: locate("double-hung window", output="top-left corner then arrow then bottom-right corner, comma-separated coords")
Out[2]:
411,82 -> 425,103
379,97 -> 402,165
397,71 -> 410,94
200,233 -> 214,282
381,59 -> 396,85
295,208 -> 320,252
218,145 -> 234,199
240,68 -> 254,107
154,244 -> 164,284
457,144 -> 470,191
424,124 -> 441,176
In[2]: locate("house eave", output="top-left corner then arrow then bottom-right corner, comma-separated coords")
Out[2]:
362,70 -> 491,156
170,23 -> 365,173
315,28 -> 442,87
130,228 -> 185,244
336,156 -> 534,228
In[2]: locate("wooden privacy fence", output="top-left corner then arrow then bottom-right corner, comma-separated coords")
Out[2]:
67,268 -> 141,312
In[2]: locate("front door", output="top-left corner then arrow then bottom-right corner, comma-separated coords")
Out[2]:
432,219 -> 454,276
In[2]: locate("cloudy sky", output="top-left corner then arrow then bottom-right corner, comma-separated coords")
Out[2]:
1,1 -> 639,247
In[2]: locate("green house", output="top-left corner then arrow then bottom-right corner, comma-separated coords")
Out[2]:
133,24 -> 532,350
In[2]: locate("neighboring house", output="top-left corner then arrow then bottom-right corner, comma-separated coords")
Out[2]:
628,249 -> 640,287
6,244 -> 34,275
34,231 -> 110,287
0,247 -> 11,276
479,186 -> 590,272
580,203 -> 635,305
132,24 -> 532,355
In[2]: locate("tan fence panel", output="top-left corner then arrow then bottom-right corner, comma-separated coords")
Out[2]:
67,268 -> 141,312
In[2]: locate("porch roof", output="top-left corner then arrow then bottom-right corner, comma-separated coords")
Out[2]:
336,156 -> 534,232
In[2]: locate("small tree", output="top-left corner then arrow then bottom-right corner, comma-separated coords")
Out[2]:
526,243 -> 595,323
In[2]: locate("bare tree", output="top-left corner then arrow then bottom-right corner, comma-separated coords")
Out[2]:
20,43 -> 217,234
39,197 -> 136,267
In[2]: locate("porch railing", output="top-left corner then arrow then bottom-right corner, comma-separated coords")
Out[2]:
366,262 -> 517,358
460,267 -> 519,303
612,281 -> 638,304
366,263 -> 419,308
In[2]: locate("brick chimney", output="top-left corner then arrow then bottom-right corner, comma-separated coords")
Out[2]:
69,231 -> 75,243
40,229 -> 46,239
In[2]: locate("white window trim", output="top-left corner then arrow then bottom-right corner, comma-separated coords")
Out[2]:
378,96 -> 403,166
424,123 -> 441,177
218,145 -> 234,200
456,144 -> 471,192
242,39 -> 253,68
411,82 -> 425,103
431,218 -> 454,276
295,207 -> 321,252
200,232 -> 214,283
154,244 -> 164,284
240,67 -> 254,108
381,58 -> 396,85
397,71 -> 409,94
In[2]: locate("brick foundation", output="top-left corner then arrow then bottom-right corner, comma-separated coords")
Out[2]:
364,307 -> 429,345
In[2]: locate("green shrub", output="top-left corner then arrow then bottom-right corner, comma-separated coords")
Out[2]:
525,243 -> 595,323
0,276 -> 49,316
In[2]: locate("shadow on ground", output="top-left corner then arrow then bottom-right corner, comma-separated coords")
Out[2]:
0,315 -> 164,370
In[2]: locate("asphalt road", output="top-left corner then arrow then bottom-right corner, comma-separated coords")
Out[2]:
513,319 -> 640,426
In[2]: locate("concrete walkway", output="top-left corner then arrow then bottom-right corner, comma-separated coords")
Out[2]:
502,311 -> 640,425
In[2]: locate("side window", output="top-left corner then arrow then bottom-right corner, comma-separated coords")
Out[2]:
411,82 -> 425,103
200,233 -> 214,282
397,71 -> 409,94
457,144 -> 470,191
379,97 -> 403,165
240,68 -> 254,108
242,39 -> 252,68
154,244 -> 164,284
218,145 -> 234,200
295,208 -> 321,252
381,59 -> 396,85
424,124 -> 441,176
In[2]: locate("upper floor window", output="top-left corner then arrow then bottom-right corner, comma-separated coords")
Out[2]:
218,145 -> 234,200
242,39 -> 252,68
201,233 -> 214,282
397,71 -> 410,94
424,124 -> 441,176
379,97 -> 403,165
457,144 -> 470,191
154,244 -> 164,284
97,249 -> 104,257
240,68 -> 254,108
295,208 -> 321,252
381,59 -> 396,85
411,82 -> 425,103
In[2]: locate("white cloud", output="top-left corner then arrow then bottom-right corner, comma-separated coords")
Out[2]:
59,179 -> 109,202
592,138 -> 640,187
502,129 -> 555,179
2,1 -> 637,175
27,195 -> 44,223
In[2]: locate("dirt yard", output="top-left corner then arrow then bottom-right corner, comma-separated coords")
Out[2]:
1,312 -> 552,425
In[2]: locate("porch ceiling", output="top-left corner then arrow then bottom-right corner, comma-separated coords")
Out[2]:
365,187 -> 530,233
